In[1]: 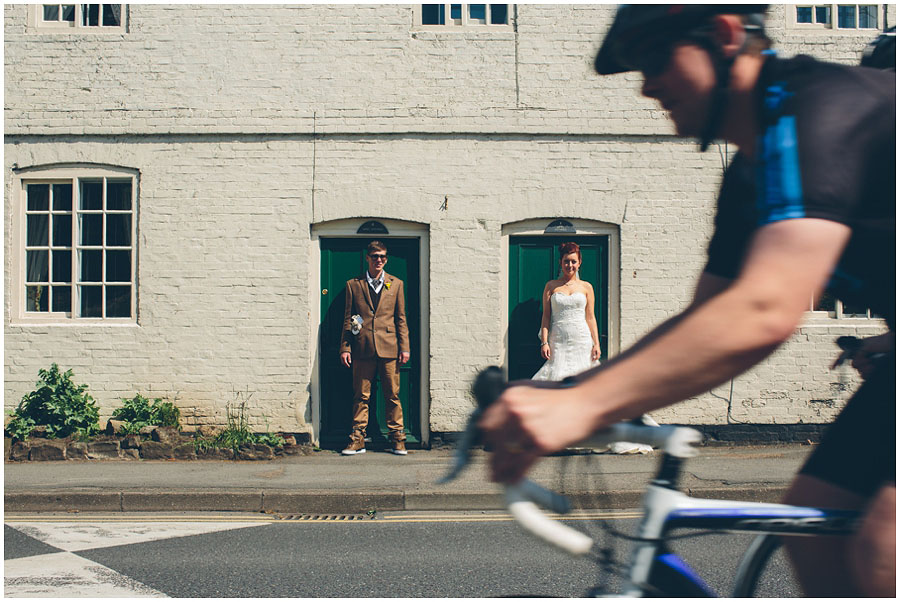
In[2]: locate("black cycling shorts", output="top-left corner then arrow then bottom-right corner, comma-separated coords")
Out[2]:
799,355 -> 896,499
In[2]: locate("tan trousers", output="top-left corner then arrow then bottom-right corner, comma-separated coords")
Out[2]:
351,356 -> 405,441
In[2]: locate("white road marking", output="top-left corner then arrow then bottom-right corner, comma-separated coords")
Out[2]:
8,521 -> 268,552
5,521 -> 269,598
4,551 -> 167,598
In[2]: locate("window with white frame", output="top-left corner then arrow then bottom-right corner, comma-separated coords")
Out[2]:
32,4 -> 126,32
793,4 -> 881,29
17,169 -> 137,322
415,4 -> 512,29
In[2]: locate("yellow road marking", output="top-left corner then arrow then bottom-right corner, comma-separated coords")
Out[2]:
4,511 -> 642,524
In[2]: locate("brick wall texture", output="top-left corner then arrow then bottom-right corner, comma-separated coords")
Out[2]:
4,5 -> 893,439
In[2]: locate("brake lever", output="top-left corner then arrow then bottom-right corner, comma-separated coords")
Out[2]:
436,406 -> 483,484
437,366 -> 505,484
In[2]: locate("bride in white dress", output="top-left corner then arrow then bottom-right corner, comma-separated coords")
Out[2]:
533,242 -> 601,381
533,242 -> 655,453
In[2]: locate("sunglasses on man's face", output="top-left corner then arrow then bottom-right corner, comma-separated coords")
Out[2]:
368,254 -> 387,261
622,36 -> 683,78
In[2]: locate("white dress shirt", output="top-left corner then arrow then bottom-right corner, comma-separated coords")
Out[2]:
366,271 -> 385,294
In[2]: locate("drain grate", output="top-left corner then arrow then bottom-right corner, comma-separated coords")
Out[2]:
278,514 -> 369,521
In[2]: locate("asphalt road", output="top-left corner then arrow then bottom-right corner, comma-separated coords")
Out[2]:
5,511 -> 801,597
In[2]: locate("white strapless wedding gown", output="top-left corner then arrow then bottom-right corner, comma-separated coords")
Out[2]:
532,292 -> 599,381
532,291 -> 656,454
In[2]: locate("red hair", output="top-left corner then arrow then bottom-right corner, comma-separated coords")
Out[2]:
559,242 -> 581,261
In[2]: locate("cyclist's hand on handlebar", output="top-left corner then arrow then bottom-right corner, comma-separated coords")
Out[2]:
477,380 -> 600,484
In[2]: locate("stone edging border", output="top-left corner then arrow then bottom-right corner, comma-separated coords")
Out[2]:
5,426 -> 313,462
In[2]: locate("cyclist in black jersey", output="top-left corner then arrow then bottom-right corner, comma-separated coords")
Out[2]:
479,5 -> 895,597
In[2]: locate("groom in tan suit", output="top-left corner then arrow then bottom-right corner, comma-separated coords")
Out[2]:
339,240 -> 410,456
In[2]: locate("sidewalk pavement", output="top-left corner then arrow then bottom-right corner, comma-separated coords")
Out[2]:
4,444 -> 813,515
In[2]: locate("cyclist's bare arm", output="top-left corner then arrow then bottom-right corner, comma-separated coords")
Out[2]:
480,218 -> 852,483
573,271 -> 731,378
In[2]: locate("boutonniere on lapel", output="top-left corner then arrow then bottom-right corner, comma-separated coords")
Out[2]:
384,281 -> 391,290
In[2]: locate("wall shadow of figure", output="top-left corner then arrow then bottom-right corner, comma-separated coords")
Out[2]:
508,298 -> 544,382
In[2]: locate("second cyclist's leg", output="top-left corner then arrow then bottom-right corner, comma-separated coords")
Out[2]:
783,477 -> 895,597
782,475 -> 864,596
849,483 -> 895,597
782,360 -> 895,596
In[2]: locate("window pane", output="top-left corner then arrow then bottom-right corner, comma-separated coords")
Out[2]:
469,4 -> 486,23
837,5 -> 856,28
28,185 -> 49,211
106,214 -> 131,246
814,290 -> 837,313
106,180 -> 132,210
422,4 -> 444,25
796,7 -> 812,23
815,6 -> 831,24
62,5 -> 75,21
53,183 -> 73,211
80,285 -> 102,317
43,5 -> 59,21
80,250 -> 102,282
859,5 -> 877,28
80,214 -> 103,246
27,250 -> 49,282
83,3 -> 100,26
26,286 -> 49,312
106,286 -> 131,318
52,250 -> 72,282
27,214 -> 49,246
80,180 -> 103,210
53,214 -> 72,247
490,4 -> 508,24
451,4 -> 461,20
102,4 -> 120,26
52,286 -> 72,312
106,250 -> 131,282
841,300 -> 870,316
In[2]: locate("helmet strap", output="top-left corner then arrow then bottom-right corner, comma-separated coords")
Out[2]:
694,34 -> 736,152
691,21 -> 757,152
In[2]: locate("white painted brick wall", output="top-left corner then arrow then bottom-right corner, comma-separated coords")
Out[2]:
4,5 -> 892,437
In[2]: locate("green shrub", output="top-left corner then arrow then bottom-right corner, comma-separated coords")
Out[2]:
6,364 -> 100,441
112,394 -> 181,434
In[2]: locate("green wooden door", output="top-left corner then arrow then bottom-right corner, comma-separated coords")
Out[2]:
319,238 -> 421,448
508,236 -> 609,381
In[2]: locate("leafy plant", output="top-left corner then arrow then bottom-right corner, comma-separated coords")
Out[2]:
195,395 -> 284,452
6,364 -> 100,441
253,431 -> 286,448
112,394 -> 181,434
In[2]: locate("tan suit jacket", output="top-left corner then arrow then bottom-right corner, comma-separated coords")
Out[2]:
340,272 -> 410,359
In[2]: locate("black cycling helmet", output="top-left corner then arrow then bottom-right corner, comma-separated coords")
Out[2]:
595,5 -> 768,152
860,26 -> 895,70
595,5 -> 768,75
